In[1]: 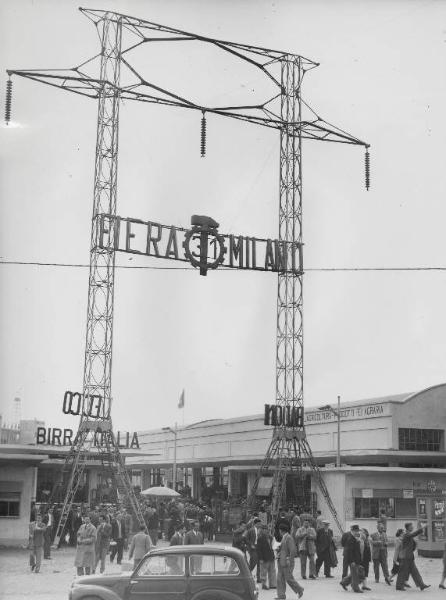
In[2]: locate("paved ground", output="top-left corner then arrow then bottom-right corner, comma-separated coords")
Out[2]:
0,542 -> 444,600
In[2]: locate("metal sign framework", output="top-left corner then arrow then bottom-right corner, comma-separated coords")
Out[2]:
6,8 -> 369,537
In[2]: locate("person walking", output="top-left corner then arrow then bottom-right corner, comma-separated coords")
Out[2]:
396,522 -> 430,591
147,508 -> 159,547
110,511 -> 126,565
170,523 -> 185,546
257,523 -> 277,590
29,513 -> 46,573
184,520 -> 204,545
74,514 -> 97,576
276,523 -> 304,599
295,519 -> 317,580
341,528 -> 351,578
370,522 -> 391,584
95,514 -> 112,574
232,521 -> 248,560
244,517 -> 262,583
315,520 -> 335,578
128,524 -> 152,569
359,528 -> 372,591
122,508 -> 133,551
340,524 -> 363,593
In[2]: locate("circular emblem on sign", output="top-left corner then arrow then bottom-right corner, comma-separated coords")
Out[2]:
183,215 -> 226,275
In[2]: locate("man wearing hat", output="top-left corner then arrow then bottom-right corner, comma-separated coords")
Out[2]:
316,520 -> 336,578
340,525 -> 363,593
276,523 -> 304,599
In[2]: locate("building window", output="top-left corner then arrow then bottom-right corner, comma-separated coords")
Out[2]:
354,498 -> 395,519
398,428 -> 443,451
0,492 -> 20,517
131,470 -> 142,488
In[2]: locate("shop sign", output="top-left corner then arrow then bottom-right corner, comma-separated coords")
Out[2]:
414,480 -> 446,497
304,403 -> 386,424
362,489 -> 373,498
36,427 -> 139,449
403,489 -> 414,499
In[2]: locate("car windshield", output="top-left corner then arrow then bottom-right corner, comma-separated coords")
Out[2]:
136,554 -> 186,577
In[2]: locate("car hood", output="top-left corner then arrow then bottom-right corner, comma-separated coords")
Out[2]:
74,572 -> 131,587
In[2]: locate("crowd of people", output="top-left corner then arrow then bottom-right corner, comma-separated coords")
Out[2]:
232,506 -> 446,597
27,499 -> 446,596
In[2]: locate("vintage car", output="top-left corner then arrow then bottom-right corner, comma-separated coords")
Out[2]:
69,544 -> 258,600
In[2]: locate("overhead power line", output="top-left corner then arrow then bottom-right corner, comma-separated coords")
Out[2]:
1,259 -> 446,273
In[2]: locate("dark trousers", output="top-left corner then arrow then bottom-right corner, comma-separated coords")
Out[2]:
249,548 -> 260,582
316,549 -> 331,576
373,551 -> 389,581
396,557 -> 424,589
341,563 -> 361,592
342,554 -> 349,578
110,538 -> 124,564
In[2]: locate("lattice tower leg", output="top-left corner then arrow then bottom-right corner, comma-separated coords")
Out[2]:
53,14 -> 145,545
249,56 -> 341,534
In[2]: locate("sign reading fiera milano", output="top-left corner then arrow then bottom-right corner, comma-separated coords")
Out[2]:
98,214 -> 303,276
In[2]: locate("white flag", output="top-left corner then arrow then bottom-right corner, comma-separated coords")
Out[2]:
178,389 -> 185,409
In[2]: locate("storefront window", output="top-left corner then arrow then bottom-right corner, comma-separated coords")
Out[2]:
354,497 -> 395,518
395,498 -> 416,518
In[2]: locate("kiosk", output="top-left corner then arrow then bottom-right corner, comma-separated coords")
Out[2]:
415,480 -> 446,558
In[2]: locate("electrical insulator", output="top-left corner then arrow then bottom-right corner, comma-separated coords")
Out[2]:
4,79 -> 13,125
365,147 -> 370,191
200,112 -> 207,157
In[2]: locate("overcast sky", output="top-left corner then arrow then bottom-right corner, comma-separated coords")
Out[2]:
1,0 -> 445,434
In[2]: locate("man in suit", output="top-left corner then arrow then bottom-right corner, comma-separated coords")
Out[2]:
315,520 -> 335,578
244,517 -> 262,583
276,523 -> 304,599
295,519 -> 317,580
370,523 -> 391,584
95,514 -> 112,574
128,524 -> 152,569
396,523 -> 430,591
110,511 -> 126,565
184,521 -> 204,545
170,523 -> 185,546
257,523 -> 277,590
340,524 -> 363,593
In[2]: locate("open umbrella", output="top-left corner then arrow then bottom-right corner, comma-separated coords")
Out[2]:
141,486 -> 180,498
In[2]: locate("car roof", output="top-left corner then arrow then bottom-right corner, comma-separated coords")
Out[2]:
148,545 -> 243,558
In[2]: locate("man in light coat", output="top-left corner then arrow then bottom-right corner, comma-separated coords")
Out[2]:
276,523 -> 304,599
128,524 -> 152,569
295,520 -> 317,580
74,515 -> 97,576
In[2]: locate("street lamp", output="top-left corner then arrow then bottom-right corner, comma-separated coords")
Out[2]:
318,395 -> 341,468
162,423 -> 178,490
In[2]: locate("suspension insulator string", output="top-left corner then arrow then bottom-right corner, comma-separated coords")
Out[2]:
365,146 -> 370,191
200,111 -> 207,157
4,78 -> 13,126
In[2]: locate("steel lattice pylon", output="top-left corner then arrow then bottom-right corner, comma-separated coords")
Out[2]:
6,8 -> 368,543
